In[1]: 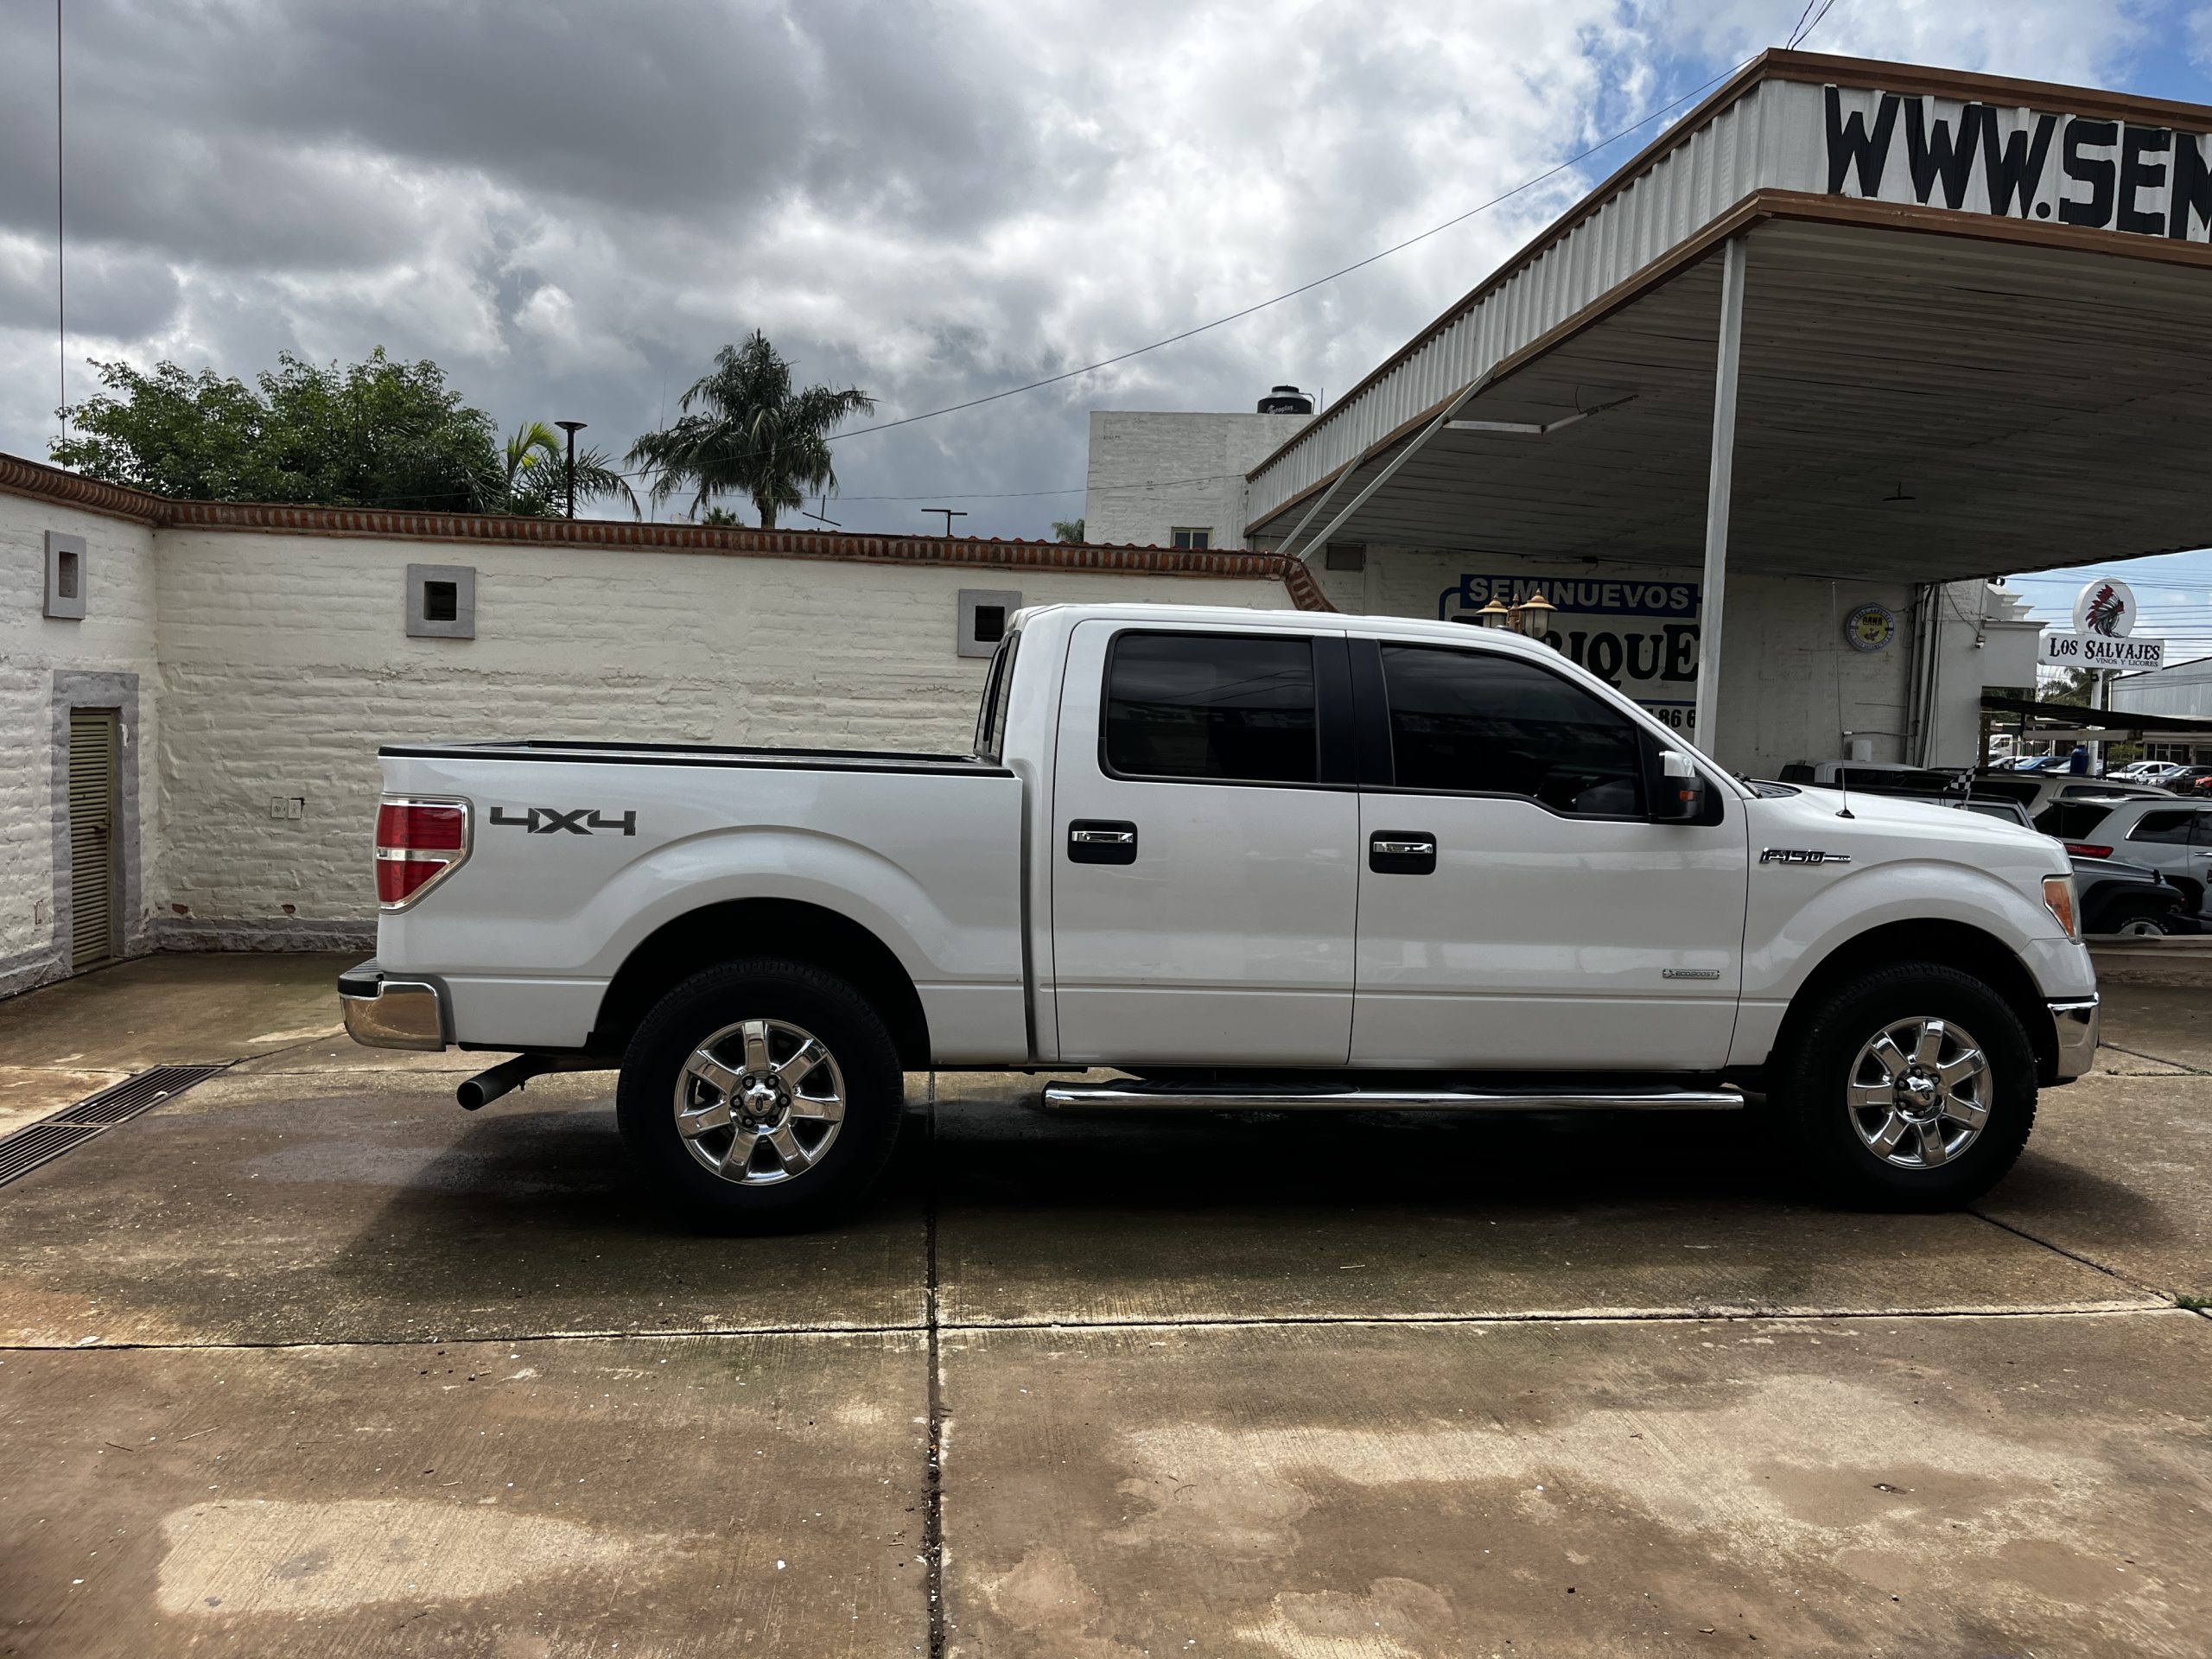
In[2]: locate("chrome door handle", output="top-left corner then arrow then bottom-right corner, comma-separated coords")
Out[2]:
1069,819 -> 1139,866
1372,838 -> 1434,855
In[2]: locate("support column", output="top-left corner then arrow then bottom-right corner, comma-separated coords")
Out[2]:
1694,236 -> 1747,753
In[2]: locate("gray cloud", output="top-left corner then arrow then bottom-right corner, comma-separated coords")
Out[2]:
0,0 -> 2176,538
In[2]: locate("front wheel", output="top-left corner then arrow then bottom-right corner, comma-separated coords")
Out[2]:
2099,898 -> 2171,938
617,959 -> 906,1232
1770,963 -> 2037,1211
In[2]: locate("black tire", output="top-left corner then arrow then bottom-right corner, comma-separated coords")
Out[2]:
617,958 -> 905,1232
2094,896 -> 2171,938
1770,962 -> 2037,1211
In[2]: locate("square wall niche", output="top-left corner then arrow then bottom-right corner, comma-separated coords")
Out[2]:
406,564 -> 476,639
957,588 -> 1021,658
44,531 -> 87,620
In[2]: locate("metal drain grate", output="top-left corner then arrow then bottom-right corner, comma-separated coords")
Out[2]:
0,1064 -> 231,1189
51,1064 -> 229,1127
0,1122 -> 107,1186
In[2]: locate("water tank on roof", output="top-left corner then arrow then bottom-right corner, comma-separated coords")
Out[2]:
1256,385 -> 1313,415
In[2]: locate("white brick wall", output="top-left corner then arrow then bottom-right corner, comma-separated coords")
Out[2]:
0,495 -> 162,988
1084,411 -> 1310,549
147,528 -> 1288,938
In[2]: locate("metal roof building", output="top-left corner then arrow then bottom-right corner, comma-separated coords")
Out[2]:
1103,49 -> 2212,772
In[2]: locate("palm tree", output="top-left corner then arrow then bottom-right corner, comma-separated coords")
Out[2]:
499,421 -> 637,517
626,332 -> 875,529
1052,518 -> 1084,543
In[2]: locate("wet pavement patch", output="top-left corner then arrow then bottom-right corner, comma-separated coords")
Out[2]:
0,1330 -> 926,1657
939,1313 -> 2212,1658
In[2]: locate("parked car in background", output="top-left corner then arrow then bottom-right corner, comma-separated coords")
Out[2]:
2035,797 -> 2212,912
1972,771 -> 2177,819
1777,760 -> 1969,793
340,602 -> 2098,1226
1902,794 -> 2190,936
2066,856 -> 2190,936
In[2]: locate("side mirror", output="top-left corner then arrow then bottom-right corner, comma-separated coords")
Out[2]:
1652,748 -> 1710,823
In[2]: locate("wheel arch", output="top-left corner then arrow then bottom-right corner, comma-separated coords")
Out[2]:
588,898 -> 931,1067
1768,918 -> 2055,1080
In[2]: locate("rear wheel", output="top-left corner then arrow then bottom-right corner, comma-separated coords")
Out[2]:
617,959 -> 905,1232
1771,963 -> 2037,1211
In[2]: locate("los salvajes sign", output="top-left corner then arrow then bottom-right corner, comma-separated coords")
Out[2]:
1824,86 -> 2212,243
1444,575 -> 1701,730
2037,576 -> 2165,670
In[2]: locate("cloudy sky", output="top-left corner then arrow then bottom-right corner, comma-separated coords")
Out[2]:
5,0 -> 2212,633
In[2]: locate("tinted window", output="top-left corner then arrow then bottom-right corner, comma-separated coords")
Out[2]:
1964,799 -> 2031,826
974,629 -> 1020,760
2036,801 -> 2116,839
1972,778 -> 2038,804
1105,632 -> 1316,784
2128,810 -> 2195,844
1380,645 -> 1644,816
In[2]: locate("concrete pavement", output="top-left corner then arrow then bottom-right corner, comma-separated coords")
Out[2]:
0,953 -> 2206,1656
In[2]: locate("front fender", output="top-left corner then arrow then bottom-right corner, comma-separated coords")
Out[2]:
1745,857 -> 2063,1006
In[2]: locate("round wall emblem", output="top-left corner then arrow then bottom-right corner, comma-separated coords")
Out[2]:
1845,602 -> 1897,652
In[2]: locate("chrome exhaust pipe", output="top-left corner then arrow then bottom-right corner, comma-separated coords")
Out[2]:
456,1053 -> 605,1110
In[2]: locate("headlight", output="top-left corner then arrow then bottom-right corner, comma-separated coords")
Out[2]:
2043,874 -> 2078,939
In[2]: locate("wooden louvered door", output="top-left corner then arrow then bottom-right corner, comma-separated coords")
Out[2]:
67,709 -> 118,970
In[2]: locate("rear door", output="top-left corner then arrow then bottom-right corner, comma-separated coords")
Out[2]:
1349,637 -> 1748,1070
1047,620 -> 1359,1065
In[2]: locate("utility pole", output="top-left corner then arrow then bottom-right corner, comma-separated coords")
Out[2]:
923,508 -> 968,537
555,419 -> 587,519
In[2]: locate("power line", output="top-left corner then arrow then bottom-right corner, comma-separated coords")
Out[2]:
816,54 -> 1766,447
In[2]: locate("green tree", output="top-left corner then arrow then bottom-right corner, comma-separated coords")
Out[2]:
626,331 -> 875,529
52,348 -> 505,512
1052,517 -> 1084,543
498,420 -> 638,517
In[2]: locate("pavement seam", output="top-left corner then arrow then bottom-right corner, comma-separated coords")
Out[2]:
2,1302 -> 2180,1355
2095,1040 -> 2212,1075
923,1071 -> 948,1659
1967,1205 -> 2182,1304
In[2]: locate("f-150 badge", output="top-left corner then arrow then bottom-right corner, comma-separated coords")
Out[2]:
491,806 -> 638,836
1759,848 -> 1850,865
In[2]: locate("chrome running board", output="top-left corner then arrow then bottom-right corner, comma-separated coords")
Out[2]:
1038,1080 -> 1744,1113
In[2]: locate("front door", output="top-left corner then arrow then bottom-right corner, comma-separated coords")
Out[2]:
1350,638 -> 1748,1071
67,708 -> 119,970
1048,620 -> 1359,1065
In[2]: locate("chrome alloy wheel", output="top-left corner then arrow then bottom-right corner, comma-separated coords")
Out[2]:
674,1018 -> 846,1184
1847,1016 -> 1991,1170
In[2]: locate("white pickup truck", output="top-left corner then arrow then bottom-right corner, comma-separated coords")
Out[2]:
341,602 -> 2098,1229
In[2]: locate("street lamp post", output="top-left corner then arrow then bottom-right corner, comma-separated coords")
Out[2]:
554,419 -> 588,520
1471,589 -> 1558,645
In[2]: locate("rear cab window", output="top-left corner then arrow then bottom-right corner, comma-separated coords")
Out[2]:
1103,632 -> 1317,785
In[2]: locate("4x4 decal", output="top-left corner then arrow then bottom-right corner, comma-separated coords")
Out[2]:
491,806 -> 638,836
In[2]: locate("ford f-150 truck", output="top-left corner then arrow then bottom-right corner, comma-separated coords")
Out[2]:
340,603 -> 2099,1229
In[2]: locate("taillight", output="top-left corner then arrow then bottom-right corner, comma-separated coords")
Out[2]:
2063,842 -> 2113,859
376,797 -> 470,909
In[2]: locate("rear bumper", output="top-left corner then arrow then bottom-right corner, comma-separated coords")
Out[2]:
2048,995 -> 2100,1084
338,960 -> 449,1052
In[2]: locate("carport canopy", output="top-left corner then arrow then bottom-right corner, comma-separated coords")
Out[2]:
1245,51 -> 2212,743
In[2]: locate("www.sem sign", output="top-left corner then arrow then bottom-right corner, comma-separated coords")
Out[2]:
1824,85 -> 2212,241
